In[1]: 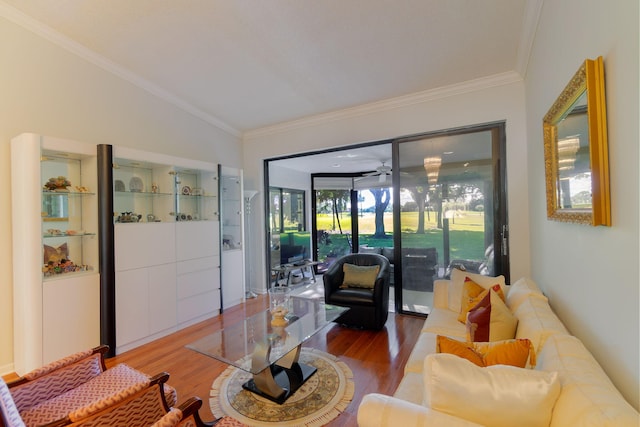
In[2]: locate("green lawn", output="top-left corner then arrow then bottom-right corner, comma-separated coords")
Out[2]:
316,211 -> 486,263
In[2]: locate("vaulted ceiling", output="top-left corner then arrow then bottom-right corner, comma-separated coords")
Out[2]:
2,1 -> 541,137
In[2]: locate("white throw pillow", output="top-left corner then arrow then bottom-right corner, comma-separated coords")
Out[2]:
506,277 -> 547,311
449,268 -> 506,312
514,297 -> 568,353
423,353 -> 561,427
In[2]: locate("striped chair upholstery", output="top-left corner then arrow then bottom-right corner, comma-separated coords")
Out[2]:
10,350 -> 106,411
59,378 -> 234,427
19,364 -> 150,426
63,373 -> 172,426
0,376 -> 26,427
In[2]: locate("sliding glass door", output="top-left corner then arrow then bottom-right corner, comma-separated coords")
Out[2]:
393,123 -> 508,315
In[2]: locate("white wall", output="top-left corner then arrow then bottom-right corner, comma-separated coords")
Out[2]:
243,80 -> 530,294
525,0 -> 639,408
0,17 -> 241,373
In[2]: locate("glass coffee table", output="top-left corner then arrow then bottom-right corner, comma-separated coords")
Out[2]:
186,297 -> 348,404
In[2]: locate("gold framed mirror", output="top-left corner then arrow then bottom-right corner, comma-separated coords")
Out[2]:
543,56 -> 610,226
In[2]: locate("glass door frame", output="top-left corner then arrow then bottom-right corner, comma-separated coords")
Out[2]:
391,121 -> 509,315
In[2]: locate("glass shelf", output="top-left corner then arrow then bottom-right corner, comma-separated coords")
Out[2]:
43,268 -> 96,281
42,191 -> 96,196
114,191 -> 173,197
43,232 -> 96,238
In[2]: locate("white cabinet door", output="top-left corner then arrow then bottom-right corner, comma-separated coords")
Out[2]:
176,221 -> 219,261
115,268 -> 149,348
42,274 -> 100,364
221,249 -> 244,308
115,223 -> 176,270
149,263 -> 177,334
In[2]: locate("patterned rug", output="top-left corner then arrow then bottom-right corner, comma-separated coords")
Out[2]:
210,348 -> 354,427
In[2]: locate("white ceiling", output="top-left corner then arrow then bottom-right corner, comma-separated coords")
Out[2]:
2,0 -> 540,137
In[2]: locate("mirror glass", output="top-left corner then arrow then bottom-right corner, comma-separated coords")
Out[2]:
543,57 -> 610,226
554,92 -> 589,209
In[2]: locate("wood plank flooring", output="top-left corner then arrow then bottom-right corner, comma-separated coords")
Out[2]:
106,295 -> 424,426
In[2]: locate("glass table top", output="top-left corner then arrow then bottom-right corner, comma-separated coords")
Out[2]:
186,297 -> 347,374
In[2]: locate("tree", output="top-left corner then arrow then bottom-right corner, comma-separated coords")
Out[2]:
369,188 -> 391,238
406,186 -> 428,233
316,190 -> 350,233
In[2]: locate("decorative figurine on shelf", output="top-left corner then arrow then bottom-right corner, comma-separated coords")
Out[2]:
151,183 -> 159,193
116,212 -> 142,223
44,176 -> 71,191
42,242 -> 88,276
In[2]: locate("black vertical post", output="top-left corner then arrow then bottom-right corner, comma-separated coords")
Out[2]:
97,144 -> 116,357
443,218 -> 450,269
442,183 -> 450,269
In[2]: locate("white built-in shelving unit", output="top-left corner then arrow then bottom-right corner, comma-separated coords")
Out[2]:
112,147 -> 221,354
11,133 -> 100,374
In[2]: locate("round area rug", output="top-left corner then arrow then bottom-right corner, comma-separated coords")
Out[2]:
210,348 -> 354,427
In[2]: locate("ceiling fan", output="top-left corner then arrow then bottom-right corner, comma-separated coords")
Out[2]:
358,161 -> 393,183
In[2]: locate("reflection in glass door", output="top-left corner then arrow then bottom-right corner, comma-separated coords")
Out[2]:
268,187 -> 308,273
312,177 -> 354,274
393,123 -> 508,315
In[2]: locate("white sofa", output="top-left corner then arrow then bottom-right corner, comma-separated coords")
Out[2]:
357,270 -> 639,427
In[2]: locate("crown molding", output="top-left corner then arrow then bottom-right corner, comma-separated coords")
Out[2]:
0,2 -> 241,138
515,0 -> 544,77
244,71 -> 523,140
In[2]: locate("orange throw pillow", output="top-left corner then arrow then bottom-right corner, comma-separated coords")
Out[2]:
437,335 -> 536,368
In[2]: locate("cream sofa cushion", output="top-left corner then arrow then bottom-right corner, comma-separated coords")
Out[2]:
424,353 -> 561,427
513,296 -> 568,352
358,394 -> 483,427
393,372 -> 424,405
421,307 -> 467,337
449,269 -> 506,313
404,332 -> 442,374
537,334 -> 639,427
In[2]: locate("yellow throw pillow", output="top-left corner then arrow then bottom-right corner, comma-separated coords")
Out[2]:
457,277 -> 505,323
437,335 -> 536,368
340,263 -> 380,289
449,268 -> 506,313
466,289 -> 518,342
424,353 -> 560,427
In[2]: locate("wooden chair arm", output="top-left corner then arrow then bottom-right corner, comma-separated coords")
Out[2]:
175,397 -> 215,427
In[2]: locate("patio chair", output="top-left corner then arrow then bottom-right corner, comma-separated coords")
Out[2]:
323,253 -> 390,329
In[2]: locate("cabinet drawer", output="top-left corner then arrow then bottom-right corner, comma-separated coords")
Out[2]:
177,267 -> 219,299
177,290 -> 220,324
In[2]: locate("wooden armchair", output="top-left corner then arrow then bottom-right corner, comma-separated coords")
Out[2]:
0,345 -> 176,427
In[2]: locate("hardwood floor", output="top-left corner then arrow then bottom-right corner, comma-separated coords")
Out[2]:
106,294 -> 424,426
